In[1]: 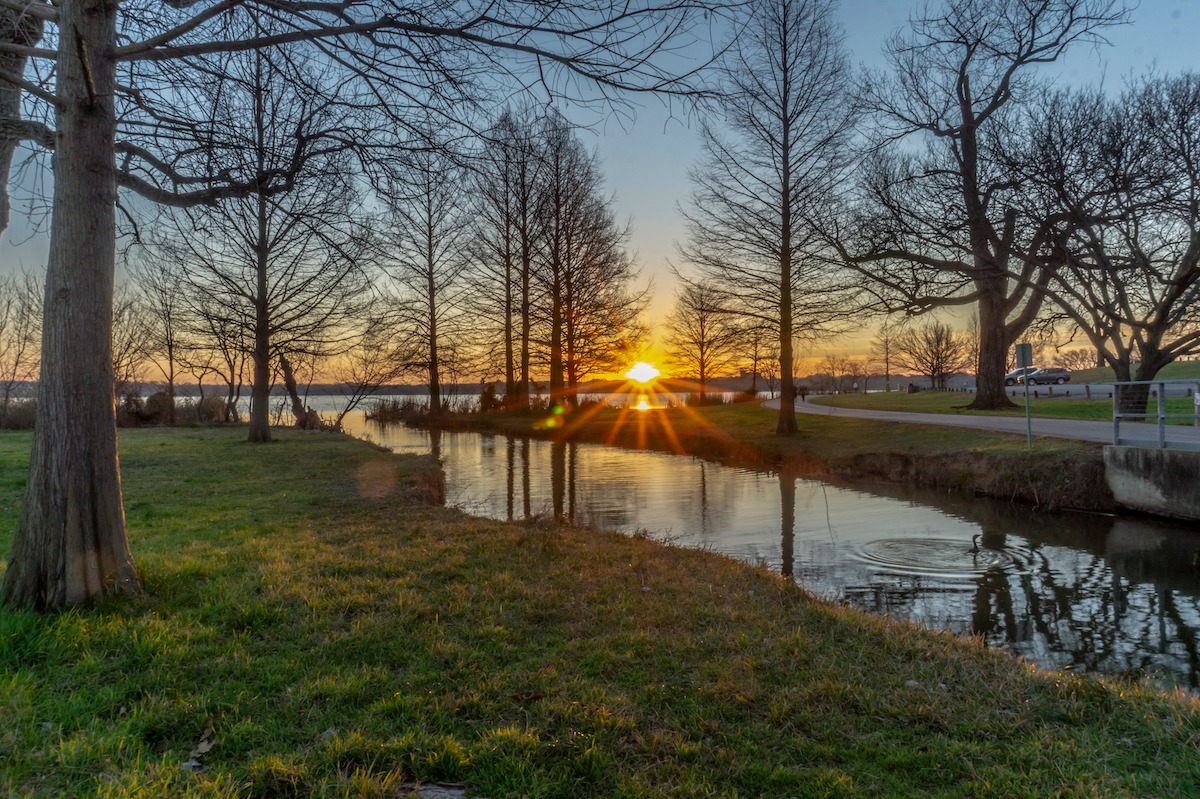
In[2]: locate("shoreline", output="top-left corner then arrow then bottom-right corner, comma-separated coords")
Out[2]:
414,402 -> 1119,514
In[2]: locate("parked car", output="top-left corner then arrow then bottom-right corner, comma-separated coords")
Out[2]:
1024,367 -> 1071,385
1004,367 -> 1038,386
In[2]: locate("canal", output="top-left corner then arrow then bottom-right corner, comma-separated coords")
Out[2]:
343,415 -> 1200,692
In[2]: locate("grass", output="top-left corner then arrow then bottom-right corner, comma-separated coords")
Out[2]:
1068,361 -> 1200,384
453,400 -> 1103,459
811,390 -> 1199,422
2,427 -> 1198,797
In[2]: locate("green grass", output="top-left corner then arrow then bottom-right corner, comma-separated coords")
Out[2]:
1069,361 -> 1200,384
464,399 -> 1102,458
812,390 -> 1199,422
1,427 -> 1198,797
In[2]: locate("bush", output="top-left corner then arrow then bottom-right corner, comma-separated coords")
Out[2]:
479,383 -> 504,412
143,391 -> 175,425
115,391 -> 145,427
364,397 -> 427,424
684,392 -> 729,407
0,397 -> 36,429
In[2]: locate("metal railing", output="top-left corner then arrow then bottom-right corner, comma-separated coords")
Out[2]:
1112,379 -> 1200,448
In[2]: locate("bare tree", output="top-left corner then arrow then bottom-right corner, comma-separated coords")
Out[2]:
386,144 -> 468,417
869,321 -> 900,392
840,0 -> 1132,410
893,321 -> 973,391
129,256 -> 186,424
1057,348 -> 1097,372
182,292 -> 252,424
0,272 -> 40,424
466,108 -> 547,408
533,115 -> 644,405
145,47 -> 375,443
679,0 -> 857,433
1016,74 -> 1200,410
1,0 -> 723,609
111,284 -> 151,399
663,282 -> 742,401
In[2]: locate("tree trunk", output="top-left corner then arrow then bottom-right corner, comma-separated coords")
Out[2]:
517,238 -> 532,410
3,0 -> 141,610
775,88 -> 798,435
966,275 -> 1018,410
503,241 -> 515,405
426,234 -> 442,417
248,187 -> 271,441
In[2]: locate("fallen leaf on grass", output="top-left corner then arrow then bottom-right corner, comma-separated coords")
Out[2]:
182,720 -> 217,771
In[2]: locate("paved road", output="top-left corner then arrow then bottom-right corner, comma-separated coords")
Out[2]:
762,397 -> 1200,449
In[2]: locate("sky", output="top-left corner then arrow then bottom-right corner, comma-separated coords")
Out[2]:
589,0 -> 1198,361
2,0 -> 1197,367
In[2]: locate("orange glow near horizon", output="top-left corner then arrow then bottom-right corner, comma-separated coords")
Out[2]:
624,361 -> 661,384
634,394 -> 652,411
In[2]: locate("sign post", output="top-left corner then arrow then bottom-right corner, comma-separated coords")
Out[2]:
1015,343 -> 1034,449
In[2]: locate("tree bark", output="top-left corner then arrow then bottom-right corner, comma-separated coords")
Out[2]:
248,186 -> 272,441
3,0 -> 140,610
426,235 -> 442,417
776,104 -> 797,435
966,274 -> 1018,410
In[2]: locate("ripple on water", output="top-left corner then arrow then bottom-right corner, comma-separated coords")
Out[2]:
856,537 -> 1017,578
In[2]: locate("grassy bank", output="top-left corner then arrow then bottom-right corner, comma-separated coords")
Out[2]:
429,402 -> 1114,512
1,428 -> 1197,797
812,390 -> 1197,422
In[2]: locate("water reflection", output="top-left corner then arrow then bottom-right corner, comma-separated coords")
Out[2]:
346,415 -> 1200,691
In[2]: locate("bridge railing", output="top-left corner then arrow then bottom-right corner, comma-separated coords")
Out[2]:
1112,379 -> 1200,448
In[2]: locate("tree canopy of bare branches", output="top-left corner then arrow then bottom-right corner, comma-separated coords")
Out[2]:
1013,73 -> 1200,404
840,0 -> 1131,410
679,0 -> 857,433
0,0 -> 725,610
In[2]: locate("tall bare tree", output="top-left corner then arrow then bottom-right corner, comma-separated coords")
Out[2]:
386,144 -> 468,417
679,0 -> 856,434
129,257 -> 186,424
869,321 -> 900,392
841,0 -> 1132,410
467,108 -> 547,407
663,281 -> 742,401
147,47 -> 373,443
0,0 -> 723,609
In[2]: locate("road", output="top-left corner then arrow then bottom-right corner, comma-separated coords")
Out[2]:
762,396 -> 1200,450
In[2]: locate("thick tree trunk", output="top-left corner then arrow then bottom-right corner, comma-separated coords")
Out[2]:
2,0 -> 140,610
966,275 -> 1018,410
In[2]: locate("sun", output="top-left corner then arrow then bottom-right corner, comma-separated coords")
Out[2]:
624,361 -> 661,384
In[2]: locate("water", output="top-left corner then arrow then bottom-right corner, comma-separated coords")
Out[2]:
342,413 -> 1200,691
